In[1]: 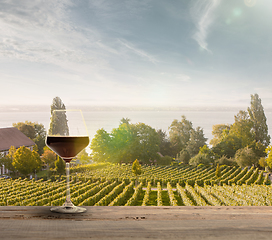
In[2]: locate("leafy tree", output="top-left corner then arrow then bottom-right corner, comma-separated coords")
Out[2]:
120,117 -> 130,125
90,121 -> 160,164
132,123 -> 160,163
132,159 -> 141,176
0,146 -> 17,173
42,149 -> 57,169
189,153 -> 212,167
212,134 -> 242,159
248,93 -> 270,147
265,146 -> 272,170
210,119 -> 247,159
130,123 -> 160,164
77,149 -> 91,164
215,163 -> 221,178
48,97 -> 69,135
186,126 -> 207,157
216,155 -> 236,166
157,129 -> 172,157
0,155 -> 15,173
156,155 -> 173,165
229,110 -> 255,147
91,128 -> 111,162
32,122 -> 46,155
13,121 -> 46,155
109,123 -> 134,163
248,140 -> 267,159
8,145 -> 17,158
210,124 -> 230,146
199,145 -> 213,156
12,146 -> 42,176
212,110 -> 255,159
259,157 -> 267,169
210,94 -> 269,162
169,116 -> 193,156
13,121 -> 36,139
176,149 -> 190,164
132,159 -> 141,187
55,157 -> 66,179
234,146 -> 258,168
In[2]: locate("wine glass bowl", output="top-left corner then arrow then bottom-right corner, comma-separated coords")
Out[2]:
46,109 -> 89,213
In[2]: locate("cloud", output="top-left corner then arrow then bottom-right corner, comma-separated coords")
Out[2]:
191,0 -> 221,52
0,0 -> 105,70
118,39 -> 159,64
88,0 -> 151,19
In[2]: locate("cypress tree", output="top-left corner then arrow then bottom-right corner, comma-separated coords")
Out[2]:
48,97 -> 69,136
248,94 -> 270,147
215,163 -> 221,178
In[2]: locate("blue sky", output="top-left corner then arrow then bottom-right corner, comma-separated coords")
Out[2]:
0,0 -> 272,109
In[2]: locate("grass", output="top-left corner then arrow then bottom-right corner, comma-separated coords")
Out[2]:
36,170 -> 49,179
147,191 -> 157,206
161,191 -> 170,206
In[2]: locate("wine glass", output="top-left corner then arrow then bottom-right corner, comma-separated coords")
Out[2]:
46,109 -> 89,213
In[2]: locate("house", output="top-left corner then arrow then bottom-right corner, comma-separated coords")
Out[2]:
0,127 -> 35,175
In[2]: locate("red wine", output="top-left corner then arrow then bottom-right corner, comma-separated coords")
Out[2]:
46,136 -> 89,162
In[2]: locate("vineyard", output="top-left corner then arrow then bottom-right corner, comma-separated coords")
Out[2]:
0,164 -> 272,207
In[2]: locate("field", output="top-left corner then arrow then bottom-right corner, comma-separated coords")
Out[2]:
1,164 -> 272,207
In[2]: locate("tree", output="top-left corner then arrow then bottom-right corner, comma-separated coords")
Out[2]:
77,149 -> 91,164
132,159 -> 141,186
157,129 -> 172,157
212,110 -> 255,159
212,134 -> 242,159
189,153 -> 212,167
8,145 -> 17,158
109,123 -> 134,163
176,149 -> 190,164
90,121 -> 160,164
42,149 -> 57,169
229,110 -> 255,148
130,123 -> 160,164
90,128 -> 111,162
215,164 -> 221,178
259,157 -> 267,169
48,97 -> 69,135
169,116 -> 193,156
0,155 -> 15,173
132,159 -> 141,175
210,124 -> 230,146
13,121 -> 35,139
55,157 -> 66,180
12,146 -> 42,177
32,122 -> 46,155
156,155 -> 173,165
13,121 -> 46,155
120,117 -> 130,125
265,146 -> 272,170
248,93 -> 270,147
186,127 -> 207,157
234,146 -> 258,168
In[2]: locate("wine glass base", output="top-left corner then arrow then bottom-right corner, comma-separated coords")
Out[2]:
50,205 -> 87,214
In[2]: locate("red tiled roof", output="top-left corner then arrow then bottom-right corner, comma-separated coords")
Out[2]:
0,127 -> 35,151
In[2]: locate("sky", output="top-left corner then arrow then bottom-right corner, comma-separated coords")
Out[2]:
0,0 -> 272,109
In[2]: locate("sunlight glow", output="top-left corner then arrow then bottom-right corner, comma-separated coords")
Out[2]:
244,0 -> 257,7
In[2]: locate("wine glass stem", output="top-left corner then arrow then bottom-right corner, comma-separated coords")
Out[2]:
66,162 -> 71,204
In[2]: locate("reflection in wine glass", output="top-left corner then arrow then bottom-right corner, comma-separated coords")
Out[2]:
46,109 -> 89,213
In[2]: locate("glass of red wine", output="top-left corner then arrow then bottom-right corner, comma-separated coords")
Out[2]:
46,109 -> 89,213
